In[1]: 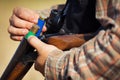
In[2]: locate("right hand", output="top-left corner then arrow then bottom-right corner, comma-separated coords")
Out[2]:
8,7 -> 46,41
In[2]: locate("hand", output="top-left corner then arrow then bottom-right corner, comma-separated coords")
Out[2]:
8,7 -> 46,41
27,36 -> 58,75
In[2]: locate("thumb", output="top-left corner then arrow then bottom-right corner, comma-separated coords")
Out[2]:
27,36 -> 48,74
27,36 -> 47,52
27,36 -> 58,55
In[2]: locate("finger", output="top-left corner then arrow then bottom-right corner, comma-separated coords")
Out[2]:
13,7 -> 39,23
27,36 -> 58,55
42,26 -> 47,32
27,36 -> 46,52
10,35 -> 23,41
8,25 -> 29,36
9,14 -> 33,29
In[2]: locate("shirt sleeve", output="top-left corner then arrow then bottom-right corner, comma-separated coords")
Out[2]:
44,0 -> 120,80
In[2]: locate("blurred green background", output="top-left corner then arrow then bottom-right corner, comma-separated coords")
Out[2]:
0,0 -> 65,80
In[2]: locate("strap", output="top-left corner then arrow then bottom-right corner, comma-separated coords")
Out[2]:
61,0 -> 70,16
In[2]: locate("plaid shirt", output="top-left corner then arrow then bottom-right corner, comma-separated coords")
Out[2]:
44,0 -> 120,80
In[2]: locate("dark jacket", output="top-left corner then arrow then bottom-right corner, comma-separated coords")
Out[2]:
63,0 -> 101,34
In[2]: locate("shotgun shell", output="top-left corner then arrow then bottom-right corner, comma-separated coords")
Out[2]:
25,25 -> 40,39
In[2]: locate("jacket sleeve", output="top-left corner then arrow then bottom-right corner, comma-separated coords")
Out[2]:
44,0 -> 120,80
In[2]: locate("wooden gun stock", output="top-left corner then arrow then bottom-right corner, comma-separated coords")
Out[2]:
0,33 -> 94,80
46,33 -> 94,50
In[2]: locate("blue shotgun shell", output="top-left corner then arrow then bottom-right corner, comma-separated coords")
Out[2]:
35,18 -> 45,37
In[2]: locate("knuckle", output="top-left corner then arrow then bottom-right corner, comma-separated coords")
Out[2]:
13,7 -> 19,14
10,14 -> 25,28
18,8 -> 26,18
13,7 -> 23,18
7,26 -> 12,34
8,26 -> 16,34
7,26 -> 20,35
9,15 -> 17,26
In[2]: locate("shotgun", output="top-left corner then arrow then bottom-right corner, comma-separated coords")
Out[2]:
0,16 -> 95,80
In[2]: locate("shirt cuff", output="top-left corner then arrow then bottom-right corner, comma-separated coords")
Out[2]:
44,49 -> 65,80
